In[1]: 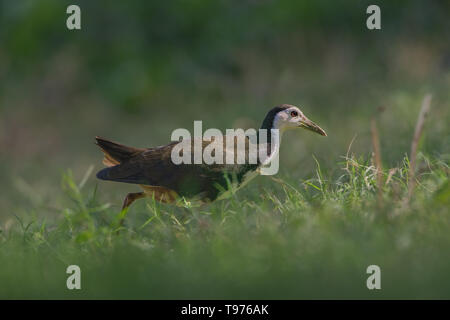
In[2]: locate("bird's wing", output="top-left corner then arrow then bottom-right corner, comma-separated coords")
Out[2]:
96,140 -> 181,185
96,136 -> 256,198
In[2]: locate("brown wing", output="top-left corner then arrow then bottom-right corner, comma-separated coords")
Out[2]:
96,136 -> 256,200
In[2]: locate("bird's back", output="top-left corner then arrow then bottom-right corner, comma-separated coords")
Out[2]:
96,136 -> 259,201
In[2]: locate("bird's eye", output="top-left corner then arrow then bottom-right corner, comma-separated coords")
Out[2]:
290,111 -> 298,117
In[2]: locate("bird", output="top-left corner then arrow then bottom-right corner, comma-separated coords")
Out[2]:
95,104 -> 326,213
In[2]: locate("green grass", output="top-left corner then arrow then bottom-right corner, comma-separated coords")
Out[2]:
0,0 -> 448,300
0,152 -> 448,299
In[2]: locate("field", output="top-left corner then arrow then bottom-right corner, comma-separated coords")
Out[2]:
0,1 -> 449,299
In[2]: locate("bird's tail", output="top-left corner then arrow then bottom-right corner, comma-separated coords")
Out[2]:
95,136 -> 144,167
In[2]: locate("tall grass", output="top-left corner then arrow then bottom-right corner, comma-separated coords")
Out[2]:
0,152 -> 448,299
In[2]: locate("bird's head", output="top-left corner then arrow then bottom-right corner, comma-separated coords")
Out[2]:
261,104 -> 327,136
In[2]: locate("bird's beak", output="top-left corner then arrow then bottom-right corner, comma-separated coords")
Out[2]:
298,117 -> 327,136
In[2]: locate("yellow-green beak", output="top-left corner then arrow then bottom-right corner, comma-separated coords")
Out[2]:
299,117 -> 327,136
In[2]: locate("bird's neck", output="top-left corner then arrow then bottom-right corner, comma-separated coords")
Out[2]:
257,121 -> 283,165
258,114 -> 285,145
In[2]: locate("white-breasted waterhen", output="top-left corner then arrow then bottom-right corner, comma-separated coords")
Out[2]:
96,104 -> 326,212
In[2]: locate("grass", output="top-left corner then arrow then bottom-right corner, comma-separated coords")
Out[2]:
0,151 -> 448,299
0,0 -> 448,300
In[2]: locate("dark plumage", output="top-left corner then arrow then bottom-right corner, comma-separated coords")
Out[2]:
96,137 -> 254,202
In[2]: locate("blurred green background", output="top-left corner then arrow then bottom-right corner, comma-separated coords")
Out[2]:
0,0 -> 449,299
1,0 -> 448,219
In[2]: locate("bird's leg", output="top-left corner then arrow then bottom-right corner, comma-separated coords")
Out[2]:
118,192 -> 146,227
122,192 -> 146,210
